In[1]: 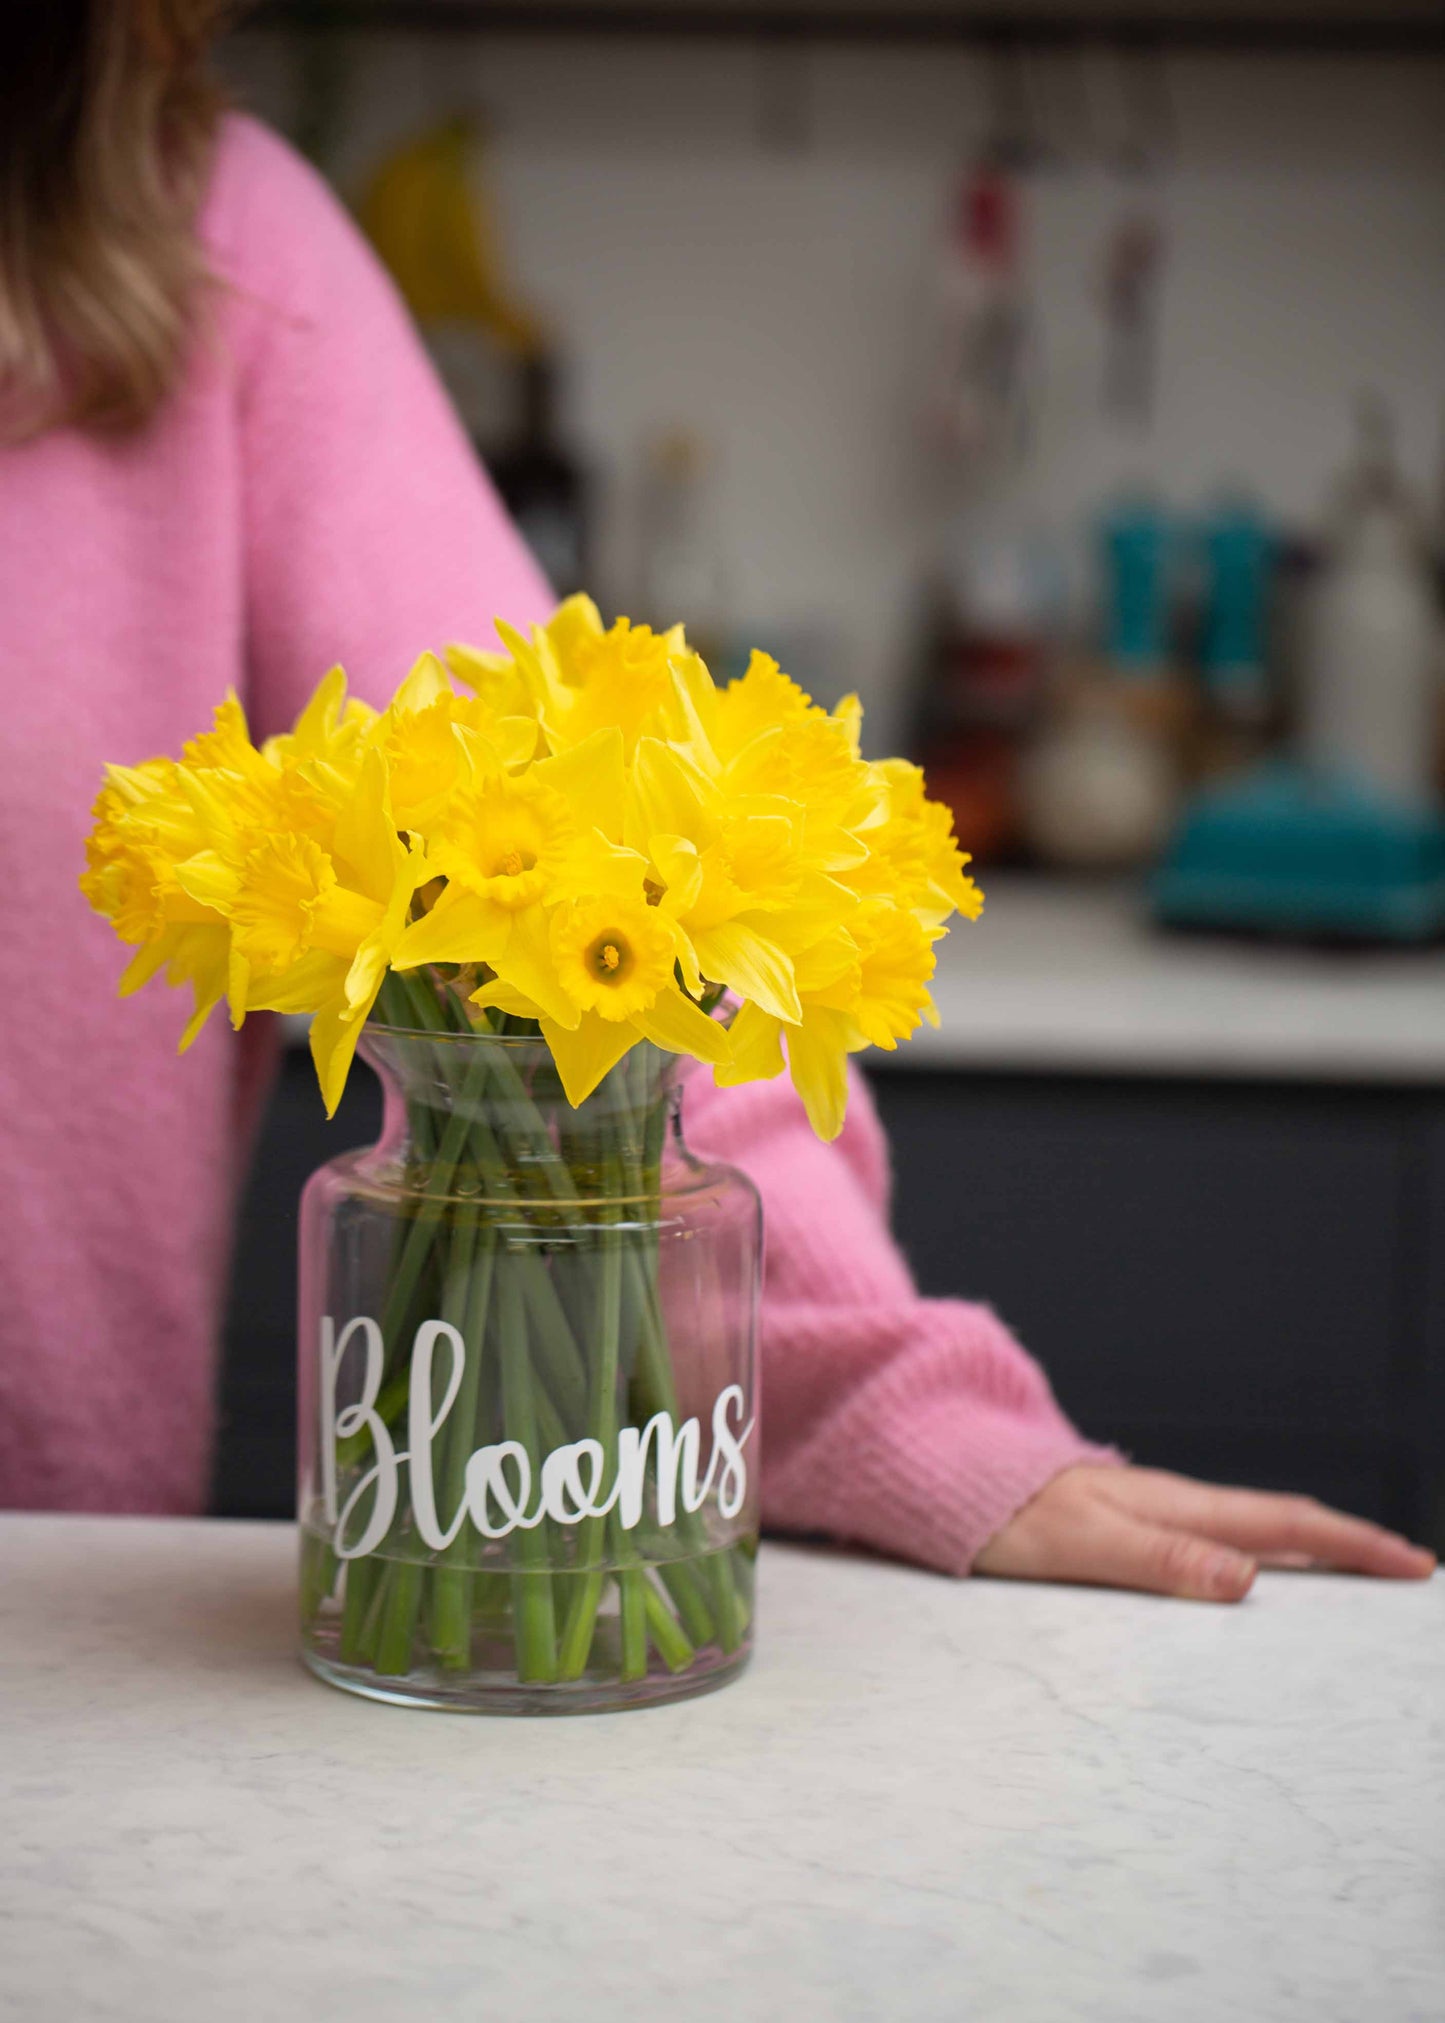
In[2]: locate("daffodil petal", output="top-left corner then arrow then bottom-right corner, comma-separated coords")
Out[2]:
539,592 -> 605,660
173,849 -> 240,914
666,916 -> 704,997
492,906 -> 583,1030
292,664 -> 349,749
557,832 -> 650,903
390,651 -> 451,716
470,979 -> 546,1021
651,833 -> 704,916
227,945 -> 249,1030
692,920 -> 801,1025
332,748 -> 401,904
172,928 -> 232,1054
628,738 -> 714,851
534,726 -> 626,842
713,999 -> 785,1087
118,930 -> 180,999
633,987 -> 730,1067
793,923 -> 861,995
393,890 -> 511,969
244,949 -> 348,1015
497,716 -> 540,768
785,1009 -> 852,1141
666,652 -> 720,772
310,974 -> 384,1119
539,1010 -> 637,1107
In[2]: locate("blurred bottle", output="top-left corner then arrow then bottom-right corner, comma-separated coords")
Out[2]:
1193,495 -> 1277,778
635,430 -> 728,664
489,352 -> 589,597
1018,494 -> 1183,870
1101,493 -> 1173,680
1302,399 -> 1439,813
1019,678 -> 1178,871
910,520 -> 1061,862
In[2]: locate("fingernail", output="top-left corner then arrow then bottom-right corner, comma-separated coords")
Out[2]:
1209,1555 -> 1255,1600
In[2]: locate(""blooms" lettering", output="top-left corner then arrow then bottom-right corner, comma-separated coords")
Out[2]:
317,1315 -> 752,1560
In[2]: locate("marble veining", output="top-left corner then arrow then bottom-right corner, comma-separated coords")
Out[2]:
1,1516 -> 1440,2022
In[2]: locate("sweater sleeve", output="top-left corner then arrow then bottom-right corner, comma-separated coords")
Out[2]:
206,115 -> 554,732
684,1064 -> 1119,1576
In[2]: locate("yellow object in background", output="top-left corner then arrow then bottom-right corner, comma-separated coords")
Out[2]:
357,114 -> 542,354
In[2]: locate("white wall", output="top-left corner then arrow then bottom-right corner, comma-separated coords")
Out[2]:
223,30 -> 1445,747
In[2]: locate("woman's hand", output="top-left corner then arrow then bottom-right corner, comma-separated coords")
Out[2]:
974,1464 -> 1437,1602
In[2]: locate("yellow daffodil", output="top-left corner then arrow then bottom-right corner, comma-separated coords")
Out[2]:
549,893 -> 675,1021
851,757 -> 984,929
466,875 -> 729,1105
372,651 -> 538,831
479,595 -> 703,761
80,759 -> 236,1046
714,904 -> 938,1139
83,602 -> 981,1130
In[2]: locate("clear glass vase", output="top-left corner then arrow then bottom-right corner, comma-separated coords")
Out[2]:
297,995 -> 761,1714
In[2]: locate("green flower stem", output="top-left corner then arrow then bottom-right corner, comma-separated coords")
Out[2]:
632,1049 -> 747,1652
373,1553 -> 427,1677
375,1058 -> 489,1349
342,974 -> 734,1696
643,1578 -> 696,1674
516,1257 -> 590,1427
557,1196 -> 624,1681
338,976 -> 584,1497
555,1570 -> 604,1679
337,1552 -> 378,1663
623,1247 -> 743,1652
497,1265 -> 559,1684
300,1532 -> 338,1620
617,1567 -> 648,1682
429,1217 -> 496,1669
372,1215 -> 482,1679
622,1064 -> 748,1657
471,1571 -> 511,1624
656,1558 -> 716,1647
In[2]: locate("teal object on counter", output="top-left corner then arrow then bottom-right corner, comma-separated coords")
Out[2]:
1198,501 -> 1273,713
1153,762 -> 1445,942
1102,498 -> 1172,674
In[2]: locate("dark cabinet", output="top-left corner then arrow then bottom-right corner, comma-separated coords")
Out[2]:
868,1068 -> 1445,1544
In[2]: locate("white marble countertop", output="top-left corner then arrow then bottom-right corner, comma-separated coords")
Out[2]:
898,876 -> 1445,1082
3,1517 -> 1441,2022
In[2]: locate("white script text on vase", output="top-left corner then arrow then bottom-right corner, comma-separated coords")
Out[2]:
316,1315 -> 753,1560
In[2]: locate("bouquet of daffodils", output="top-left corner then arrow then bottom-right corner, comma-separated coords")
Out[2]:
82,598 -> 981,1706
82,595 -> 980,1133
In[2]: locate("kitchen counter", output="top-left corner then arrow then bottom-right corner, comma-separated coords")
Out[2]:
909,876 -> 1445,1081
3,1517 -> 1440,2021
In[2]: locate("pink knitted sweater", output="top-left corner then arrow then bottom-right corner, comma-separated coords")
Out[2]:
0,116 -> 1106,1569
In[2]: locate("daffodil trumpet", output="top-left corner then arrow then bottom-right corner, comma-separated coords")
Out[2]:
83,600 -> 977,1707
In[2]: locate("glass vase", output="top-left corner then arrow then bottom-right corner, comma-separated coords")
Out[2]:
296,988 -> 761,1714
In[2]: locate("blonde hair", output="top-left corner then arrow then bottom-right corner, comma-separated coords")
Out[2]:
0,0 -> 229,438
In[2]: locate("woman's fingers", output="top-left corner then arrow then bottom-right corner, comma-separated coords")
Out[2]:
973,1463 -> 1437,1600
1099,1470 -> 1436,1580
975,1482 -> 1258,1602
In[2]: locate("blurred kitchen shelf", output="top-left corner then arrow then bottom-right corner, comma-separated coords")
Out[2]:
248,1 -> 1445,55
897,875 -> 1445,1083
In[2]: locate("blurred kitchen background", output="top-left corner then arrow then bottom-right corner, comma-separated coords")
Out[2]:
212,0 -> 1445,1551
